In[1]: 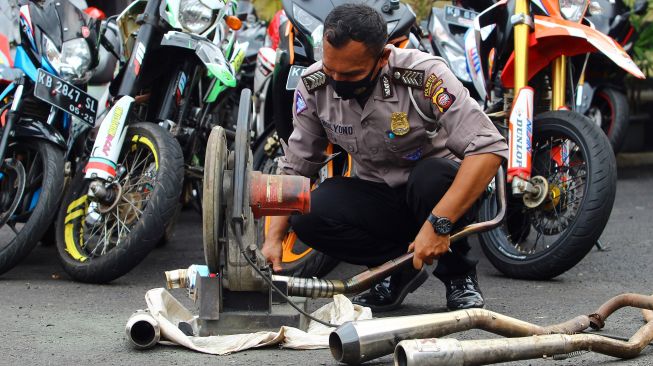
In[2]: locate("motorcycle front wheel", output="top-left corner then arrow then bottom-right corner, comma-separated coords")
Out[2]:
478,111 -> 617,280
55,122 -> 184,283
0,140 -> 64,275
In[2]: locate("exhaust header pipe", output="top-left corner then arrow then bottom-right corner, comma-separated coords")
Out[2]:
125,310 -> 160,350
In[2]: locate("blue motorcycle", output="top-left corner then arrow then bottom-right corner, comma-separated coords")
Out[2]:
0,0 -> 116,275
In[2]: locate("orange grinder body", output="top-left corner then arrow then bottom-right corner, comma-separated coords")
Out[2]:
248,171 -> 311,218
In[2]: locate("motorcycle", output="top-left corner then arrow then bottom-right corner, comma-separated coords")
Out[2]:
574,0 -> 649,152
0,0 -> 114,275
54,0 -> 243,283
423,1 -> 493,101
253,0 -> 423,278
470,0 -> 644,279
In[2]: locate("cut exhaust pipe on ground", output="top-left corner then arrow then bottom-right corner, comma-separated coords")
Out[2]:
330,293 -> 653,364
125,310 -> 160,350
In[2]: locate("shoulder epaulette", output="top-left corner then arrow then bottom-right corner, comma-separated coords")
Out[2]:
391,67 -> 425,90
301,70 -> 327,93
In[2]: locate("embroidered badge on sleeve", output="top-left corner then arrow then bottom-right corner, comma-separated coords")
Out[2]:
424,73 -> 444,99
295,90 -> 307,115
432,87 -> 456,113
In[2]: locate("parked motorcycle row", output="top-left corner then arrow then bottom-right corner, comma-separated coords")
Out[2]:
0,0 -> 646,283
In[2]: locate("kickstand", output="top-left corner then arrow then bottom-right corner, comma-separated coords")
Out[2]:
594,240 -> 609,252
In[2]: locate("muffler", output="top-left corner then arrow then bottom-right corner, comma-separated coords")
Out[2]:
395,319 -> 653,366
125,310 -> 160,350
330,293 -> 653,364
329,308 -> 589,364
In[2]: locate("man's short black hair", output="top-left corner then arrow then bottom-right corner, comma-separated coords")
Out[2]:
323,4 -> 388,57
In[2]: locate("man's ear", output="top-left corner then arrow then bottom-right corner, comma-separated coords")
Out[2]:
380,47 -> 391,67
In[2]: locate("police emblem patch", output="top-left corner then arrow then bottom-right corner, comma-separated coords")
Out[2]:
295,91 -> 307,115
390,112 -> 410,136
424,73 -> 443,98
432,88 -> 456,113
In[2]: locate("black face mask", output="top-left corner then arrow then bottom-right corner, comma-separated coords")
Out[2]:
328,56 -> 382,100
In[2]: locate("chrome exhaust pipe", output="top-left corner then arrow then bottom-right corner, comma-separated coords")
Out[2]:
329,308 -> 589,364
395,319 -> 653,366
330,294 -> 653,364
125,310 -> 160,350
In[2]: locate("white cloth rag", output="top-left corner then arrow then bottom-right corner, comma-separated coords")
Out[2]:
142,288 -> 372,355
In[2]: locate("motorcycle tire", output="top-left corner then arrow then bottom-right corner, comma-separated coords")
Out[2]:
478,110 -> 616,280
0,140 -> 64,275
586,87 -> 629,153
253,129 -> 339,278
55,122 -> 184,283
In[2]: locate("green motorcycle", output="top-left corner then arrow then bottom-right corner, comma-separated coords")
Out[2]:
55,0 -> 247,283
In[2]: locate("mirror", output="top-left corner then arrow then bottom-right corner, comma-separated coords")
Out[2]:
634,0 -> 648,15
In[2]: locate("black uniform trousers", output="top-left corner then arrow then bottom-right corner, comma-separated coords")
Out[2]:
289,157 -> 478,280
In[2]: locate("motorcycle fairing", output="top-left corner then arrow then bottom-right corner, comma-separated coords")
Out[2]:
13,46 -> 38,81
160,31 -> 236,88
464,28 -> 487,100
501,15 -> 645,88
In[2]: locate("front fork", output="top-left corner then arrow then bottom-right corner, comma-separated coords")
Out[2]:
0,79 -> 24,162
507,0 -> 548,207
81,96 -> 134,224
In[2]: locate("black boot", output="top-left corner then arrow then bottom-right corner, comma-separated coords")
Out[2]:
352,267 -> 428,312
441,270 -> 484,311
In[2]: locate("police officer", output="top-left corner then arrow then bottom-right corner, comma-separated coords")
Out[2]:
262,4 -> 508,312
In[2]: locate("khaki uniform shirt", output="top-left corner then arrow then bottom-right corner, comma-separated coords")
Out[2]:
278,45 -> 509,188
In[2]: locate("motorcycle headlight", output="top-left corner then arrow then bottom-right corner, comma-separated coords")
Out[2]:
292,4 -> 324,61
43,36 -> 92,83
60,38 -> 92,83
559,0 -> 589,22
180,0 -> 215,34
292,4 -> 322,34
42,35 -> 62,73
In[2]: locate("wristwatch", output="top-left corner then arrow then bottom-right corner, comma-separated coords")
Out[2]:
427,214 -> 453,235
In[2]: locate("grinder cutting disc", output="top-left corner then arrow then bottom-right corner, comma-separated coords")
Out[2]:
203,126 -> 228,273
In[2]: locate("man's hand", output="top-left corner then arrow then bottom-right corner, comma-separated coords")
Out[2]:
262,216 -> 291,272
408,220 -> 451,270
262,238 -> 284,272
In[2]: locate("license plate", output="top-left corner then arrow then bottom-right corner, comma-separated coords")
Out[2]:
34,69 -> 98,126
285,65 -> 307,91
444,5 -> 478,28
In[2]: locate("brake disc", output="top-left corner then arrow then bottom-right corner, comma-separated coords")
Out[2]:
202,126 -> 228,273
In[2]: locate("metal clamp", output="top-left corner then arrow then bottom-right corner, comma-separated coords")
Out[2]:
511,13 -> 534,29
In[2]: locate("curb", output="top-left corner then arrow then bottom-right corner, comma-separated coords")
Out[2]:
616,152 -> 653,168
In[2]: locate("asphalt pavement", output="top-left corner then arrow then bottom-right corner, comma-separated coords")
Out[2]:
1,157 -> 652,366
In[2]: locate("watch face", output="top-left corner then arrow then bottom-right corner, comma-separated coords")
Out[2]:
435,217 -> 452,234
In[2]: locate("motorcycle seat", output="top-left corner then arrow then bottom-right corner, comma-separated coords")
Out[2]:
90,21 -> 120,85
